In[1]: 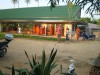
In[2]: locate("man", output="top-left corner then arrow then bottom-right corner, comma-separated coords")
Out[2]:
56,25 -> 62,43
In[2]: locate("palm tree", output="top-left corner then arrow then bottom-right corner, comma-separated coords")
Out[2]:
18,0 -> 19,8
49,0 -> 100,16
67,1 -> 74,21
11,0 -> 18,8
25,0 -> 31,7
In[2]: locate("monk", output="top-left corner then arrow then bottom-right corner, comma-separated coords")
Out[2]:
50,26 -> 53,35
76,27 -> 81,40
40,26 -> 43,35
42,26 -> 45,35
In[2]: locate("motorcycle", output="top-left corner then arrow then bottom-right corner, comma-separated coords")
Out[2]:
80,31 -> 96,40
0,34 -> 13,57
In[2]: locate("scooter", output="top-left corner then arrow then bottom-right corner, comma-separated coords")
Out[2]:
80,31 -> 96,40
0,34 -> 13,57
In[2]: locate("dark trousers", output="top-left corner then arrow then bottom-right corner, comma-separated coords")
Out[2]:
66,34 -> 69,41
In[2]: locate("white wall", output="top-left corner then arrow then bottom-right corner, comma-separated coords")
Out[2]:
64,24 -> 72,36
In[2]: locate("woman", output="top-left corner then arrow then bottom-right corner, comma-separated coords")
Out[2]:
56,25 -> 62,43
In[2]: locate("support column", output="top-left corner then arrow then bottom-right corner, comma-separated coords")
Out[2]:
45,25 -> 47,36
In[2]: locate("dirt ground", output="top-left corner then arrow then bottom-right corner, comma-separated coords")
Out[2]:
0,37 -> 100,75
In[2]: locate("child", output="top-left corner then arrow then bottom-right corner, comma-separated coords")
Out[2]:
68,60 -> 76,74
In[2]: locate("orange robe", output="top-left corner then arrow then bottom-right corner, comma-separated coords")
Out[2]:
43,27 -> 45,34
50,26 -> 53,35
36,26 -> 40,35
76,28 -> 80,39
40,27 -> 42,35
37,26 -> 40,35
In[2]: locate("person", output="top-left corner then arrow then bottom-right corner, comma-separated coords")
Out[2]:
75,27 -> 81,40
56,25 -> 62,43
40,26 -> 43,35
69,29 -> 72,40
66,26 -> 69,41
17,25 -> 21,34
68,60 -> 76,74
50,26 -> 53,35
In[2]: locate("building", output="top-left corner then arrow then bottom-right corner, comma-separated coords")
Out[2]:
87,23 -> 100,37
0,5 -> 86,36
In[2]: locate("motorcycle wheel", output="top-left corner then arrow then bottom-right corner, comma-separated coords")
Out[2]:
0,48 -> 7,57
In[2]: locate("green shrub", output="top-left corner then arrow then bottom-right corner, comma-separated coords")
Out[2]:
0,33 -> 5,40
0,33 -> 65,41
5,48 -> 58,75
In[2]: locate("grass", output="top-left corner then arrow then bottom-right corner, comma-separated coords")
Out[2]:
0,33 -> 65,42
0,33 -> 5,39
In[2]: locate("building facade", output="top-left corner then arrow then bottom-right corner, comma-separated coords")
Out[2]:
0,5 -> 86,36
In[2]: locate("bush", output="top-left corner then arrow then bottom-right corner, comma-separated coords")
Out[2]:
0,33 -> 65,41
5,48 -> 58,75
0,33 -> 5,40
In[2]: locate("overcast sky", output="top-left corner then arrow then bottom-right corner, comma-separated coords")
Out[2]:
0,0 -> 99,19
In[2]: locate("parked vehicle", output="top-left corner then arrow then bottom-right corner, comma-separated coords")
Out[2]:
80,31 -> 96,40
0,34 -> 13,57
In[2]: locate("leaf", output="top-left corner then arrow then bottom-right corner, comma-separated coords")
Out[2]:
24,50 -> 33,69
50,62 -> 58,72
19,69 -> 29,75
12,64 -> 15,75
43,49 -> 57,75
41,50 -> 46,70
30,64 -> 41,73
0,70 -> 3,75
50,48 -> 54,59
50,49 -> 57,64
32,55 -> 37,66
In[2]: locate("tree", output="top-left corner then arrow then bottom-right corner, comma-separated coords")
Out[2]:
25,0 -> 31,7
49,0 -> 100,16
11,0 -> 18,8
18,0 -> 19,8
80,17 -> 91,23
97,18 -> 100,25
91,19 -> 97,24
67,1 -> 74,20
11,0 -> 20,8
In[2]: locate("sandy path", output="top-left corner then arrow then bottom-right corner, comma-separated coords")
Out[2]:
0,38 -> 100,75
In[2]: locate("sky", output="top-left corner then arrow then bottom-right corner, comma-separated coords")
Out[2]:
0,0 -> 100,19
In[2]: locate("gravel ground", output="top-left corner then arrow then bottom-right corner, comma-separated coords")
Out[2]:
0,37 -> 100,75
